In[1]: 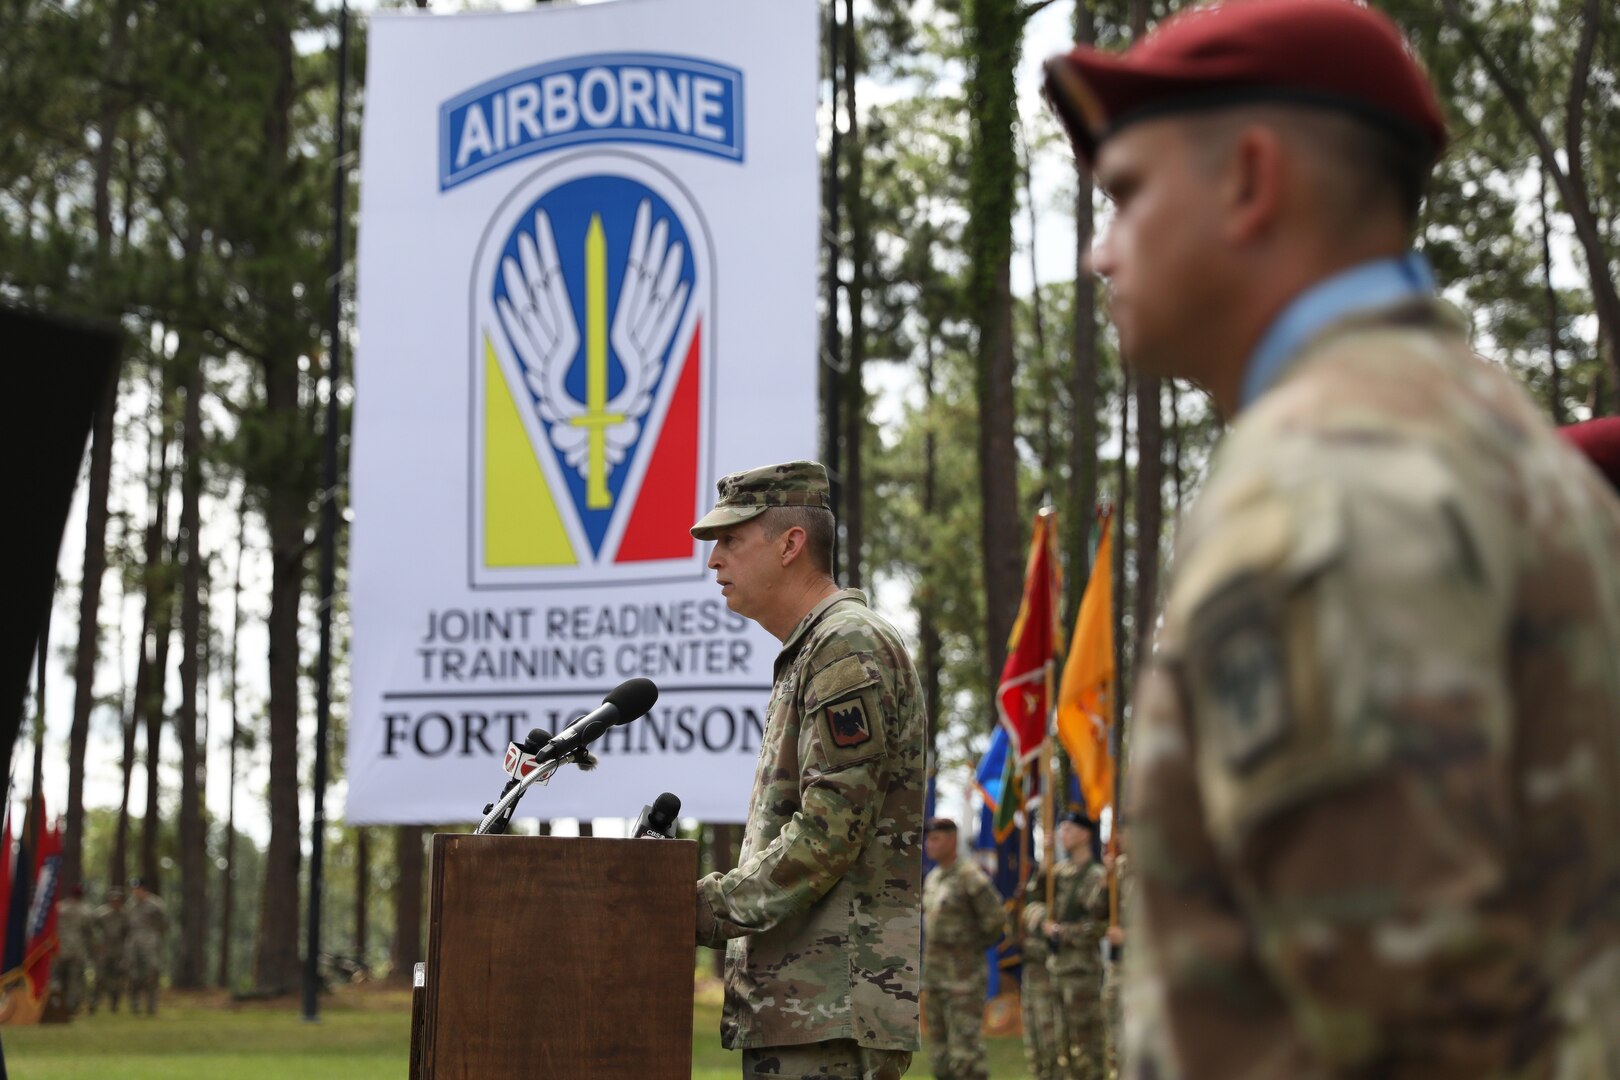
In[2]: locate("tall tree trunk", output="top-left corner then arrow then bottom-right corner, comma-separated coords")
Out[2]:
218,493 -> 246,989
919,333 -> 943,759
65,369 -> 116,892
391,825 -> 425,983
822,0 -> 845,577
1539,164 -> 1566,424
69,0 -> 132,891
142,537 -> 176,890
134,378 -> 177,892
1021,126 -> 1057,499
355,829 -> 370,968
1113,368 -> 1131,736
175,336 -> 208,988
1134,377 -> 1163,661
967,0 -> 1026,690
1067,0 -> 1102,619
840,0 -> 866,588
253,0 -> 309,994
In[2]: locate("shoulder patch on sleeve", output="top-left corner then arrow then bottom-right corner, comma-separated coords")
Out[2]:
1189,576 -> 1290,771
805,653 -> 886,768
827,698 -> 872,748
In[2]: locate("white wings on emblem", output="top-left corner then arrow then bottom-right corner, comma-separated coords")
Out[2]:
496,200 -> 690,481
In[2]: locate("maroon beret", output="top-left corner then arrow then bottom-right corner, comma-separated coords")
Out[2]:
1044,0 -> 1447,167
1561,418 -> 1620,494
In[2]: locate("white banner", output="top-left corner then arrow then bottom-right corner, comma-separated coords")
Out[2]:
347,0 -> 818,824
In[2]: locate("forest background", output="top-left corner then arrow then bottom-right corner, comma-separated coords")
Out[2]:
1,0 -> 1615,997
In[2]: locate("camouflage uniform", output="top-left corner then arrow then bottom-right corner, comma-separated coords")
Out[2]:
921,856 -> 1005,1080
124,889 -> 168,1015
1019,872 -> 1061,1080
1047,856 -> 1108,1080
1101,854 -> 1131,1080
51,896 -> 91,1014
693,462 -> 927,1076
89,894 -> 126,1014
1124,300 -> 1620,1079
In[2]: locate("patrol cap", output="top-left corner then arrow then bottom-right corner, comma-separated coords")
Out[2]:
925,816 -> 958,833
1043,0 -> 1447,168
1059,809 -> 1095,831
690,460 -> 831,541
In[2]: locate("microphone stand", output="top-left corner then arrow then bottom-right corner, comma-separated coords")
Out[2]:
475,757 -> 564,835
473,748 -> 602,841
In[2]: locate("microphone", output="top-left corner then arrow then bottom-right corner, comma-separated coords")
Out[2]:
501,728 -> 552,781
631,792 -> 681,839
482,728 -> 552,833
535,678 -> 659,764
472,679 -> 660,836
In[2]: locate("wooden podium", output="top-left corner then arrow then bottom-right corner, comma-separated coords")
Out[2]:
410,834 -> 698,1079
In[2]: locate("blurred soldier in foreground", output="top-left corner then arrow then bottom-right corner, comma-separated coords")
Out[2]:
1018,862 -> 1060,1080
921,816 -> 1005,1080
50,884 -> 91,1015
691,461 -> 926,1080
124,878 -> 168,1016
89,886 -> 126,1015
1044,1 -> 1620,1076
1043,811 -> 1107,1080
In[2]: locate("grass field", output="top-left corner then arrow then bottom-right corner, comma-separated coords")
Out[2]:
0,986 -> 1035,1079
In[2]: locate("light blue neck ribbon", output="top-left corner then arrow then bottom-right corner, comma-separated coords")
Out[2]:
1240,252 -> 1436,410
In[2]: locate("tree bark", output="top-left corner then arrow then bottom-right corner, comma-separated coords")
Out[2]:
64,368 -> 116,892
1133,377 -> 1163,662
252,0 -> 309,995
66,0 -> 131,891
391,825 -> 426,982
919,333 -> 943,760
822,0 -> 844,577
1539,164 -> 1565,424
175,336 -> 208,988
218,493 -> 245,989
355,829 -> 370,968
1113,368 -> 1131,736
840,0 -> 866,588
967,0 -> 1026,690
142,535 -> 176,890
1067,0 -> 1101,620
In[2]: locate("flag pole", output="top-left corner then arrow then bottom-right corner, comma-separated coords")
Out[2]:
1040,507 -> 1059,912
1100,502 -> 1122,930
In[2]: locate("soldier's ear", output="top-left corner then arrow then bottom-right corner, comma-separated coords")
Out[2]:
778,525 -> 809,567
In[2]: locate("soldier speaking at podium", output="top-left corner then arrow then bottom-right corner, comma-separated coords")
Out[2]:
691,461 -> 927,1079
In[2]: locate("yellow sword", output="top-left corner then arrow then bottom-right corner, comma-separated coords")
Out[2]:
570,213 -> 623,509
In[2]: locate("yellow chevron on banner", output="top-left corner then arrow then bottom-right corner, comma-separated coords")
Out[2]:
483,336 -> 574,567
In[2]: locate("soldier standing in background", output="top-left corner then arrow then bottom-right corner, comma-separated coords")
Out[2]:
691,462 -> 927,1080
921,817 -> 1006,1080
1044,1 -> 1620,1075
50,884 -> 91,1015
89,886 -> 126,1015
1043,811 -> 1108,1080
1018,862 -> 1060,1080
123,878 -> 168,1016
